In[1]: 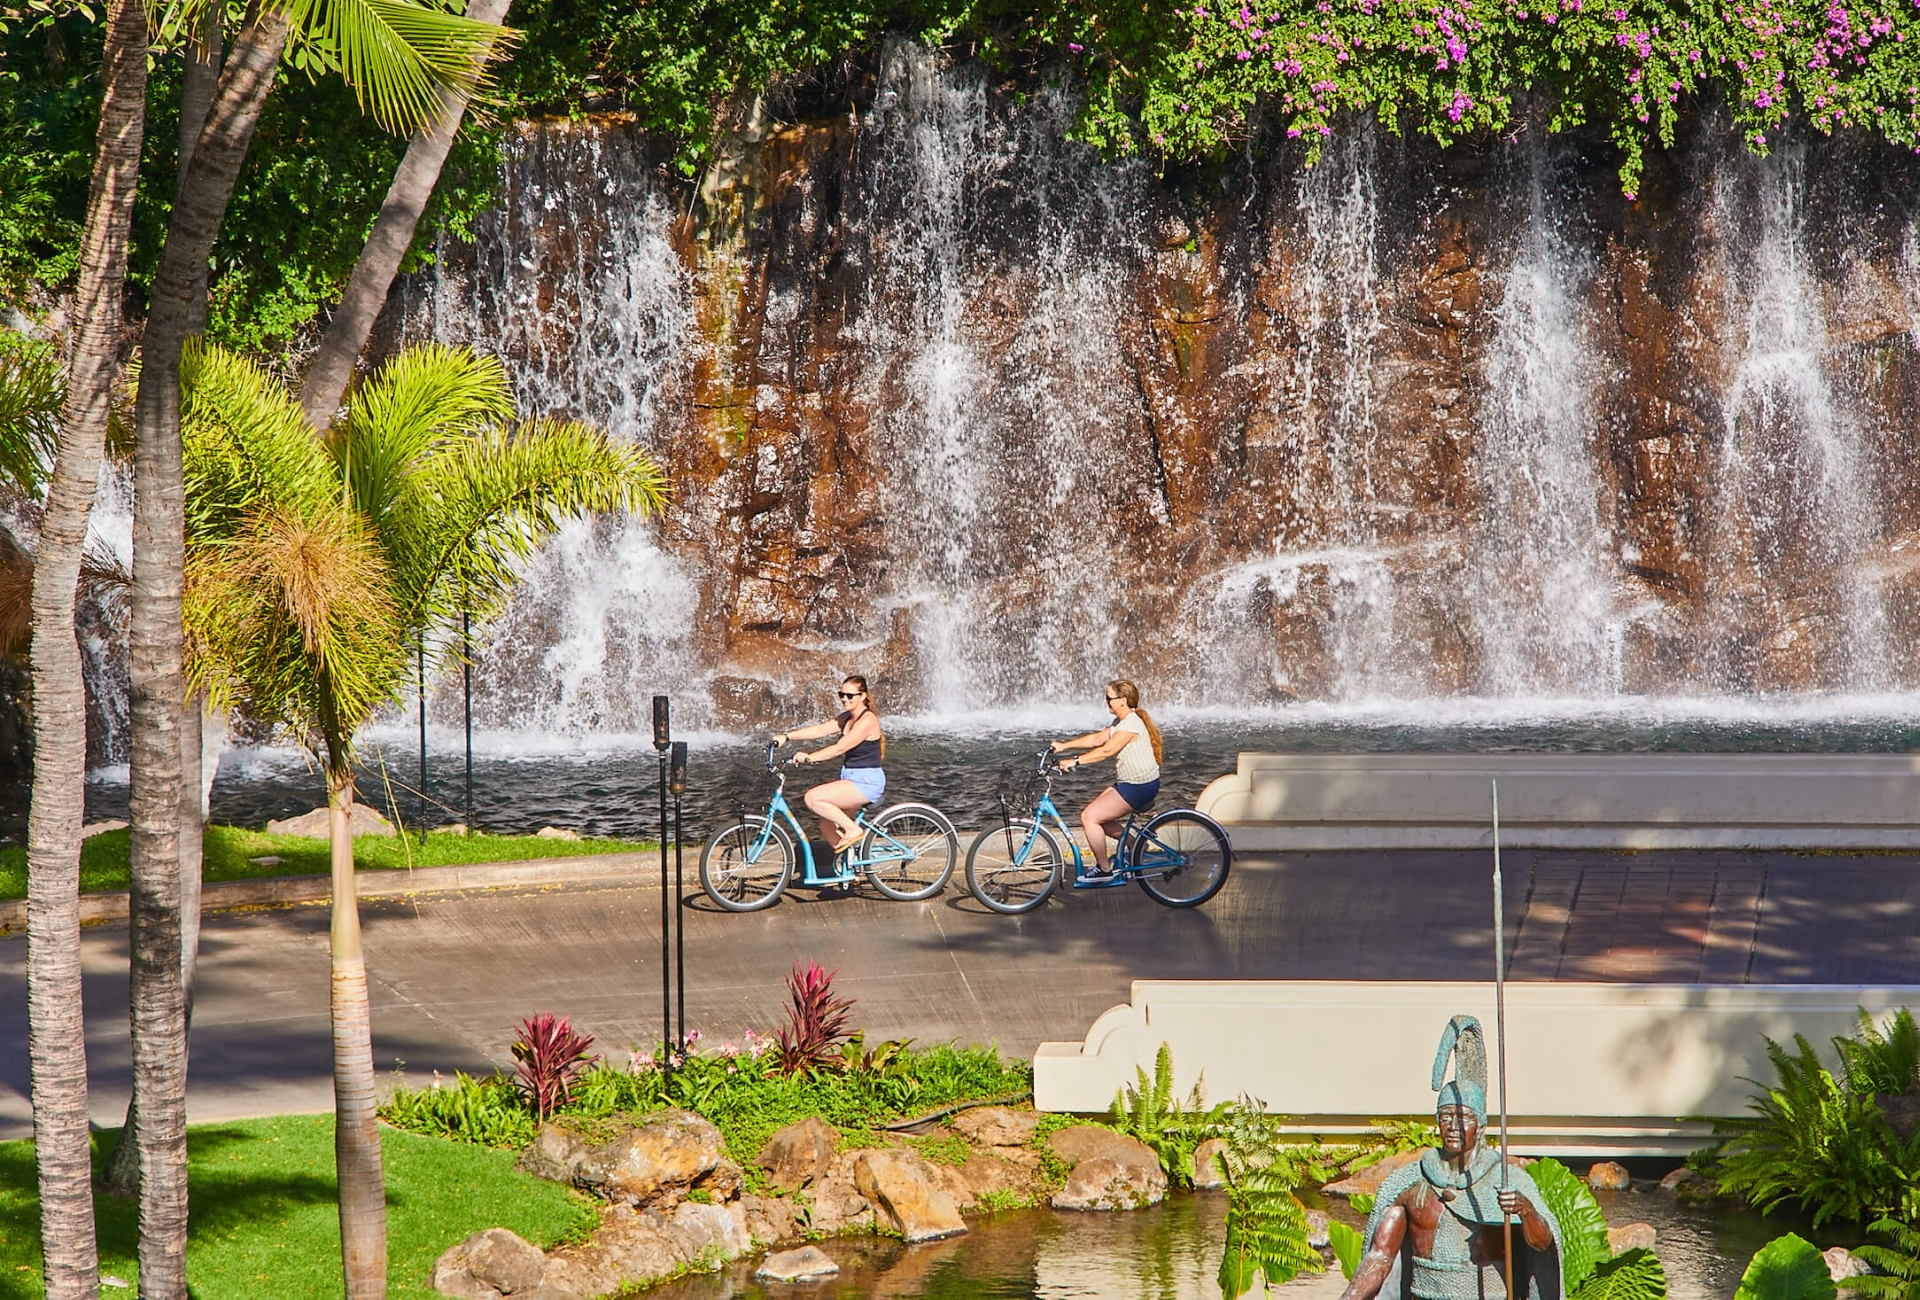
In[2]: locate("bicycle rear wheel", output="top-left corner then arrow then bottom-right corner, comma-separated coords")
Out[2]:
700,817 -> 794,912
1130,810 -> 1231,908
966,820 -> 1062,915
862,803 -> 959,901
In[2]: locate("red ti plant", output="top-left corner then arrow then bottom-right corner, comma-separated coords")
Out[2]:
512,1013 -> 597,1119
773,961 -> 857,1077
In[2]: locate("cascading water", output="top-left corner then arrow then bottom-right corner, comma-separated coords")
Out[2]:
390,46 -> 1920,738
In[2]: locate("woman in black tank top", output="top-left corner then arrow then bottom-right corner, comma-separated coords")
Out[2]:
774,675 -> 887,852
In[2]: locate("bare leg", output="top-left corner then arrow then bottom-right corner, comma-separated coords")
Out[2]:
1079,787 -> 1136,872
804,779 -> 870,848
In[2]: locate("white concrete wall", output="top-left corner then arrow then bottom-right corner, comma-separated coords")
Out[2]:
1033,980 -> 1920,1156
1197,753 -> 1920,850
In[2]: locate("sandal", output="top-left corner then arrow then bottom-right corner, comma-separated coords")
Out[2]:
832,828 -> 864,853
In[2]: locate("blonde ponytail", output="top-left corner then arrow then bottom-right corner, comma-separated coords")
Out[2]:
1107,679 -> 1163,764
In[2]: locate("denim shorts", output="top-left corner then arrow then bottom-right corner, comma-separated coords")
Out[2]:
841,767 -> 886,804
1115,778 -> 1160,812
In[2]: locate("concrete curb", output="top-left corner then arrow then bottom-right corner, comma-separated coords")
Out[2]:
0,850 -> 660,933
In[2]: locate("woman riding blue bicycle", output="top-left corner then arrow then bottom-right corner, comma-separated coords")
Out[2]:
1050,679 -> 1163,877
774,674 -> 885,853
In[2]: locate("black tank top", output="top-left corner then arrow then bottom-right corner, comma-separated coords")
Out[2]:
836,710 -> 883,769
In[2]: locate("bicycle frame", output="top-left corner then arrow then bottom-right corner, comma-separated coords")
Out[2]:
742,748 -> 920,887
1002,756 -> 1175,890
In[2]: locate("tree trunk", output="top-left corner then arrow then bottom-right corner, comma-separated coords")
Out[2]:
327,765 -> 387,1300
125,9 -> 290,1295
27,0 -> 148,1296
101,10 -> 223,1200
295,0 -> 512,429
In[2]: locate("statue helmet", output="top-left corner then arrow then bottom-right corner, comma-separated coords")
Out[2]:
1431,1013 -> 1488,1122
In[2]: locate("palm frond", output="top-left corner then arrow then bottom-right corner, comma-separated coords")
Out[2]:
0,331 -> 60,496
389,417 -> 666,629
182,338 -> 339,545
333,343 -> 512,531
282,0 -> 516,135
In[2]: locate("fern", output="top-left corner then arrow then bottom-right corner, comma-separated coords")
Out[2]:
1836,1010 -> 1920,1098
1109,1042 -> 1228,1187
1530,1157 -> 1613,1293
1844,1217 -> 1920,1300
1215,1096 -> 1330,1298
1736,1235 -> 1840,1300
1574,1249 -> 1669,1300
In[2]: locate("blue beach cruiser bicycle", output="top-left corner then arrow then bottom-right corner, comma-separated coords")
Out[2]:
964,750 -> 1232,913
699,744 -> 960,911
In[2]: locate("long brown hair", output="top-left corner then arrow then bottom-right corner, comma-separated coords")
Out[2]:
843,674 -> 885,761
1107,679 -> 1163,764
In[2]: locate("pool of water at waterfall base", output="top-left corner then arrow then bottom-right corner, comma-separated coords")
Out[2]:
15,699 -> 1920,843
639,1182 -> 1804,1300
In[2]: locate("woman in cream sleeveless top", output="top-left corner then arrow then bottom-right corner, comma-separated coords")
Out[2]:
1048,679 -> 1165,877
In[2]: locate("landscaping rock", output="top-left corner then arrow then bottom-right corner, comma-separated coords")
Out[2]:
758,1246 -> 841,1281
1826,1247 -> 1870,1281
951,1106 -> 1039,1149
512,1291 -> 582,1300
806,1178 -> 875,1234
1587,1162 -> 1631,1191
1876,1083 -> 1920,1143
514,1124 -> 588,1186
758,1116 -> 839,1191
266,804 -> 396,838
739,1193 -> 802,1245
1324,1149 -> 1421,1198
854,1149 -> 968,1241
521,1109 -> 726,1205
1192,1138 -> 1230,1189
1046,1126 -> 1161,1176
695,1156 -> 744,1202
1051,1156 -> 1166,1211
1306,1209 -> 1332,1249
955,1150 -> 1039,1202
432,1228 -> 547,1298
536,826 -> 580,840
540,1205 -> 685,1296
664,1199 -> 751,1261
1608,1223 -> 1657,1253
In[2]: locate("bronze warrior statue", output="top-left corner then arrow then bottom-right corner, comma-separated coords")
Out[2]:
1339,1015 -> 1566,1300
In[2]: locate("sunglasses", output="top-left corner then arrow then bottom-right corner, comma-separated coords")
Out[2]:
837,690 -> 865,700
1105,695 -> 1124,703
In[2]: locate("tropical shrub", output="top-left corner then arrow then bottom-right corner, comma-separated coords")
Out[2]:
378,1070 -> 537,1148
1529,1156 -> 1614,1293
1109,1042 -> 1230,1187
1735,1234 -> 1838,1300
512,1013 -> 597,1120
773,960 -> 857,1077
1702,1009 -> 1920,1227
1216,1097 -> 1342,1297
1845,1217 -> 1920,1300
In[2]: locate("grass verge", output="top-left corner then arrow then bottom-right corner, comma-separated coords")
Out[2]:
0,825 -> 652,901
0,1116 -> 595,1300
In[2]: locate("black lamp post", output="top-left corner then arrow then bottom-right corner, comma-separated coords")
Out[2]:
652,695 -> 671,1062
669,741 -> 688,1049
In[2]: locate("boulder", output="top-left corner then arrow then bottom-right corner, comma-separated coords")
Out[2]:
1306,1209 -> 1332,1248
807,1177 -> 874,1234
1586,1162 -> 1631,1191
539,1205 -> 685,1296
514,1124 -> 587,1186
431,1228 -> 546,1298
758,1116 -> 839,1191
695,1156 -> 744,1202
739,1193 -> 802,1244
1876,1084 -> 1920,1143
758,1245 -> 841,1281
1826,1247 -> 1870,1281
951,1106 -> 1039,1149
663,1200 -> 751,1261
1046,1126 -> 1161,1175
1607,1223 -> 1657,1253
955,1150 -> 1039,1201
1051,1156 -> 1166,1210
853,1149 -> 968,1241
535,827 -> 580,841
266,804 -> 397,838
1324,1149 -> 1421,1198
1192,1138 -> 1230,1189
511,1291 -> 581,1300
520,1110 -> 725,1206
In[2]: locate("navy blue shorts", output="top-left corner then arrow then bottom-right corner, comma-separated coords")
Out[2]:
1114,779 -> 1160,812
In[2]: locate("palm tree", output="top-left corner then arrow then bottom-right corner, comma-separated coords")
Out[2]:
122,6 -> 510,1294
178,338 -> 665,1298
18,0 -> 148,1292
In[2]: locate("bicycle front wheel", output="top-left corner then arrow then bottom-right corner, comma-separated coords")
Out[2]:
699,817 -> 794,912
965,820 -> 1062,915
862,803 -> 959,901
1131,810 -> 1231,908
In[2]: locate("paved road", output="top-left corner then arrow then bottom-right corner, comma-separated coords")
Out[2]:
3,849 -> 1917,1139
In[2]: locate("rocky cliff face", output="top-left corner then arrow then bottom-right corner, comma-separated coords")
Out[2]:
398,40 -> 1920,733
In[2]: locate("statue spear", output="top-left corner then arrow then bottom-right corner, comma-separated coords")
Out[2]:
1493,779 -> 1514,1300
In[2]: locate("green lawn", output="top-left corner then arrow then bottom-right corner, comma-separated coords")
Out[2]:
0,1117 -> 595,1299
0,825 -> 653,901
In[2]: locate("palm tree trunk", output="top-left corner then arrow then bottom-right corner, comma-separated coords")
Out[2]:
125,9 -> 291,1294
326,763 -> 387,1300
294,0 -> 511,429
27,0 -> 148,1295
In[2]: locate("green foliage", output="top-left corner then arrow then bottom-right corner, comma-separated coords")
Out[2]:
1328,1219 -> 1365,1280
379,1070 -> 538,1148
1834,1009 -> 1920,1097
1530,1156 -> 1613,1293
1108,1042 -> 1229,1187
1576,1248 -> 1671,1300
1844,1217 -> 1920,1300
1350,1191 -> 1376,1215
1736,1234 -> 1840,1300
1215,1097 -> 1331,1298
1702,1014 -> 1920,1227
0,328 -> 57,495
